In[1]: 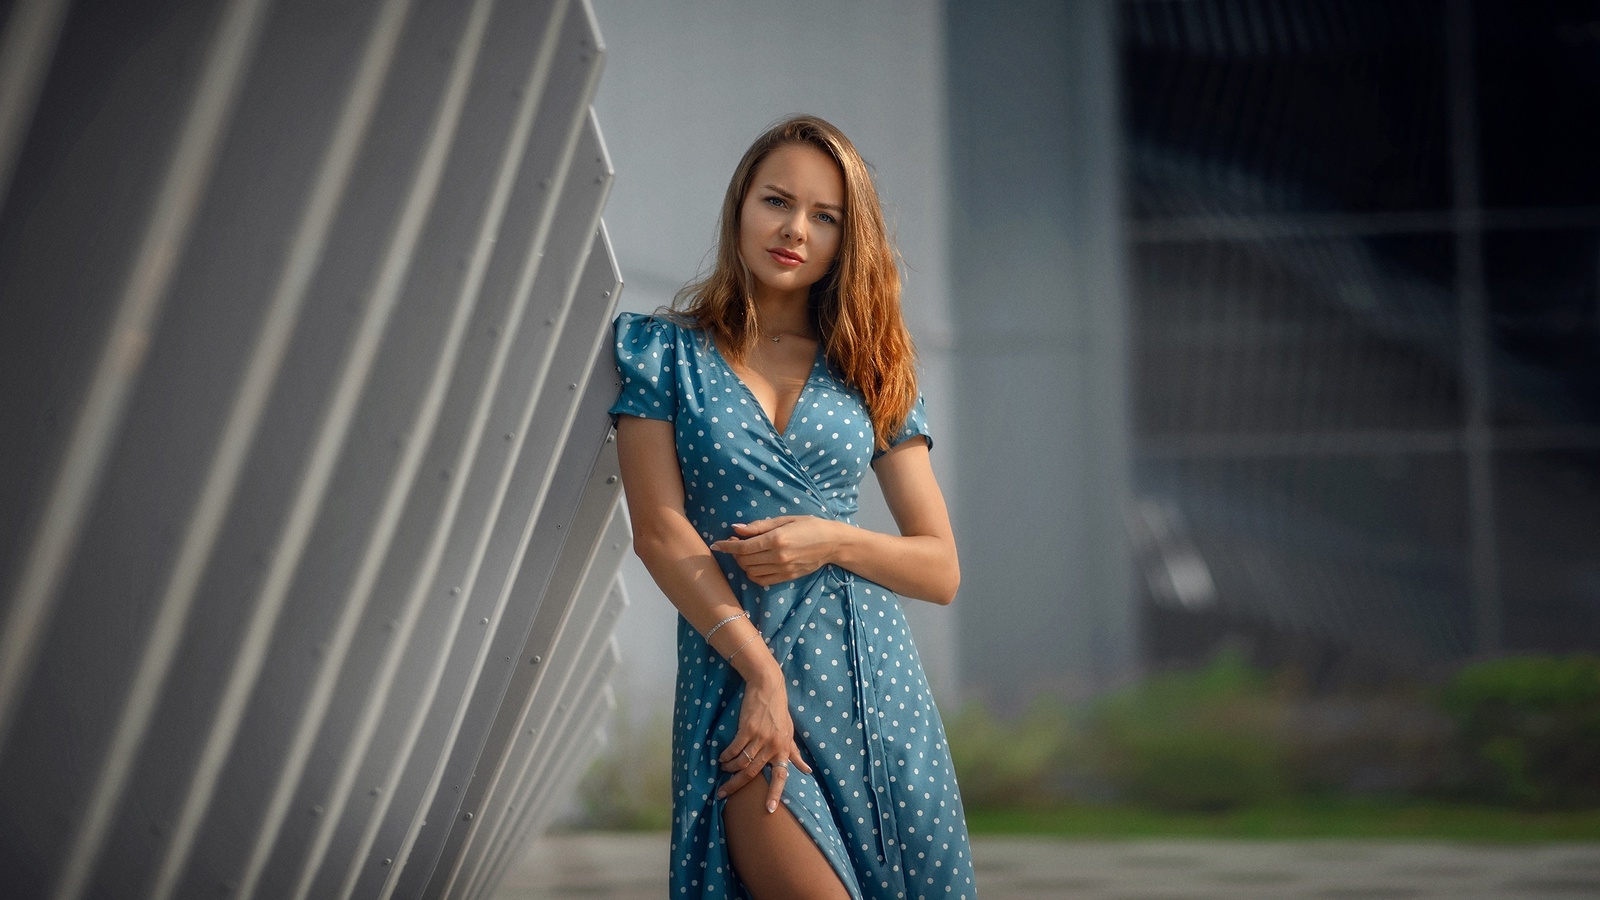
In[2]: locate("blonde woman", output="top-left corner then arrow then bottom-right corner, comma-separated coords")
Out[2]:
611,115 -> 973,899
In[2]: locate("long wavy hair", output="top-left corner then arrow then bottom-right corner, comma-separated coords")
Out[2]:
674,114 -> 917,451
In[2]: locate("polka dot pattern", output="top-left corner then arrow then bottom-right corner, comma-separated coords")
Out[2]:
609,313 -> 974,900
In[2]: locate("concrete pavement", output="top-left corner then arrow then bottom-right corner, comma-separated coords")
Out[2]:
495,831 -> 1600,899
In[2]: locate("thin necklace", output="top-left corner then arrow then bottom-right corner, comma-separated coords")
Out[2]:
751,305 -> 815,342
758,327 -> 815,343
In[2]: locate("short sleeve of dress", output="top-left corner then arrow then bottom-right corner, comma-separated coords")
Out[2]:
608,311 -> 677,424
873,394 -> 933,461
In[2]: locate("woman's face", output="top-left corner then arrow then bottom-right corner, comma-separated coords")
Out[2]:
737,143 -> 845,305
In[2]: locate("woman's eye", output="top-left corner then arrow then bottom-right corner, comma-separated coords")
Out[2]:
816,212 -> 837,225
764,196 -> 786,208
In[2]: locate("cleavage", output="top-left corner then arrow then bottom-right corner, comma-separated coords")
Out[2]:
728,344 -> 813,434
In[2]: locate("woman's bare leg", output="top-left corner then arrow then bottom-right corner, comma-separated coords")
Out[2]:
723,774 -> 851,900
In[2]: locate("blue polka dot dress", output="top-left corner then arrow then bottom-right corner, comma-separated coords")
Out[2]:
608,312 -> 976,900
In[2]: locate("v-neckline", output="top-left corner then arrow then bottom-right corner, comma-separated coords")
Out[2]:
709,337 -> 825,439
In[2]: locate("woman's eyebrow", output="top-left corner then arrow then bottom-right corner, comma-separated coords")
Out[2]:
761,183 -> 843,213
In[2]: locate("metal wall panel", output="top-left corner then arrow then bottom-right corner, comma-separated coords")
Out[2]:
469,639 -> 620,900
417,350 -> 627,899
455,532 -> 629,900
0,0 -> 626,897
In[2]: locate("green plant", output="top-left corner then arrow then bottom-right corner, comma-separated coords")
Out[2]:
1438,654 -> 1600,808
1084,650 -> 1291,811
575,707 -> 674,830
945,698 -> 1080,809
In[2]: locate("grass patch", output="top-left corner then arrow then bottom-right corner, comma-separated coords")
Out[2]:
965,799 -> 1600,841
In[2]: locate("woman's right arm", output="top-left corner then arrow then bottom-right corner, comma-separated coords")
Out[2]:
613,414 -> 811,810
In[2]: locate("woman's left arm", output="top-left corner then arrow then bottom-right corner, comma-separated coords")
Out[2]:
710,438 -> 960,604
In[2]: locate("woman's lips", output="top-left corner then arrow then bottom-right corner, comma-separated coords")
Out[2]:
768,248 -> 803,267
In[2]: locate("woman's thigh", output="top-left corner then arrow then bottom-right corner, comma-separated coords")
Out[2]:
722,774 -> 851,900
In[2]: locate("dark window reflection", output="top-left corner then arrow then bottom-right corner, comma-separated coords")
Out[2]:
1134,235 -> 1460,435
1484,228 -> 1600,427
1477,2 -> 1600,208
1122,0 -> 1600,665
1123,0 -> 1450,218
1495,450 -> 1600,651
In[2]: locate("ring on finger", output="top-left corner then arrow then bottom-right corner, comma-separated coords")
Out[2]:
742,749 -> 754,762
775,760 -> 789,769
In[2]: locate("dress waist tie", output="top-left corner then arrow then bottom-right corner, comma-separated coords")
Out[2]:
838,568 -> 905,886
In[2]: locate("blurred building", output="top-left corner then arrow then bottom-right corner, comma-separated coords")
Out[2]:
950,0 -> 1600,703
597,0 -> 1600,715
1116,0 -> 1600,677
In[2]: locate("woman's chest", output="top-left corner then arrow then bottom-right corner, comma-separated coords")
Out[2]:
670,354 -> 876,512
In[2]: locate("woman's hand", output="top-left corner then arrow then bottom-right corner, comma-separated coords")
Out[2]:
710,516 -> 840,586
715,670 -> 814,812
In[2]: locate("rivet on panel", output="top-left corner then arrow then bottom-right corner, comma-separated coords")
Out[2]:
505,432 -> 514,441
602,290 -> 611,298
312,805 -> 325,816
606,475 -> 617,484
544,317 -> 554,326
451,586 -> 461,595
464,811 -> 474,821
383,858 -> 393,866
568,382 -> 577,390
531,655 -> 541,664
370,787 -> 381,796
481,617 -> 489,625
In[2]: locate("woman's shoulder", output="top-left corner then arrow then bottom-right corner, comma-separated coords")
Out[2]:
613,309 -> 703,340
612,310 -> 714,368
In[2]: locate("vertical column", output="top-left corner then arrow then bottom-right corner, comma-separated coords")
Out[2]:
1446,0 -> 1501,655
947,0 -> 1135,704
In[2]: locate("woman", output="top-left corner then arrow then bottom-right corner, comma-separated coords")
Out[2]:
610,115 -> 974,900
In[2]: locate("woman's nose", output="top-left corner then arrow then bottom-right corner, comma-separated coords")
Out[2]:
782,211 -> 806,242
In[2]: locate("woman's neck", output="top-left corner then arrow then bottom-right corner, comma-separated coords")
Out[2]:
751,294 -> 814,339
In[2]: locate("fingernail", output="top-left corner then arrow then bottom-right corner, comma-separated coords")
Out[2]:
716,790 -> 726,799
766,801 -> 776,813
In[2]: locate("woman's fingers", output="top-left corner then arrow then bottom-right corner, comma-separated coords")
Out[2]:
718,740 -> 758,770
717,756 -> 767,798
715,748 -> 811,803
765,762 -> 787,812
717,768 -> 755,799
712,516 -> 802,555
731,518 -> 784,536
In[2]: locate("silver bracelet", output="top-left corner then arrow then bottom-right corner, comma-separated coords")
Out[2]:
725,633 -> 763,664
704,611 -> 748,643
